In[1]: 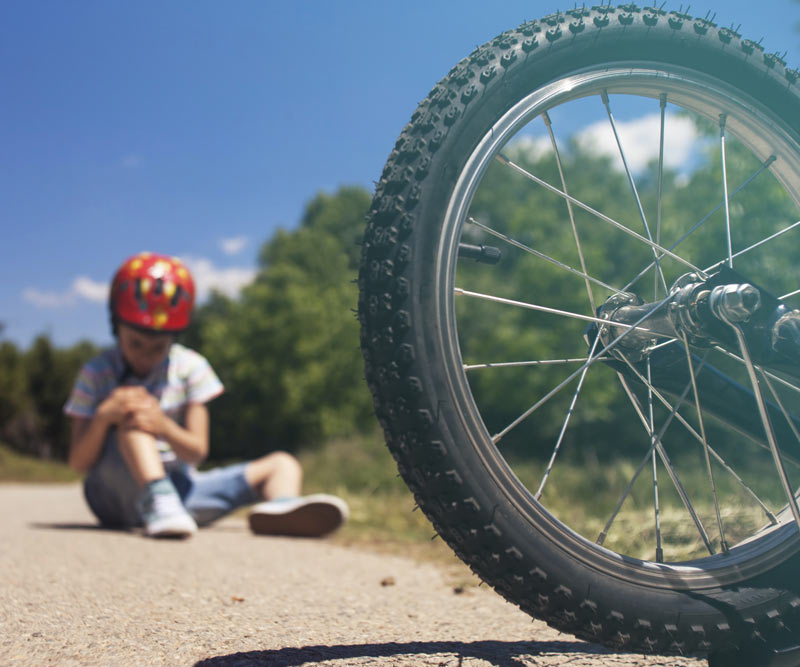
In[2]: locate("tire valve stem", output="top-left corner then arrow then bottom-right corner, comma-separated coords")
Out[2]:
458,243 -> 502,265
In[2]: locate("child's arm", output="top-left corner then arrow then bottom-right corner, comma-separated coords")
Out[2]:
122,398 -> 209,465
67,386 -> 148,472
68,415 -> 112,473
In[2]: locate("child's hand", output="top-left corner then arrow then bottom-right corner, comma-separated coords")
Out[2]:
121,393 -> 168,437
97,386 -> 152,425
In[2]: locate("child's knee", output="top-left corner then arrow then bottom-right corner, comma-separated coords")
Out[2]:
266,451 -> 302,477
248,450 -> 302,486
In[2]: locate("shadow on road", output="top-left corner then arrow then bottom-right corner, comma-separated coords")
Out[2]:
195,639 -> 611,666
29,522 -> 129,533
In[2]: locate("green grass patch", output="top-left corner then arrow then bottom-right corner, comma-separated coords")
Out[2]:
296,435 -> 789,565
507,454 -> 785,561
298,434 -> 475,574
299,435 -> 443,544
0,443 -> 81,483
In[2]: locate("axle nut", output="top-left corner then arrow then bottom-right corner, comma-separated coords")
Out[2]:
709,283 -> 761,323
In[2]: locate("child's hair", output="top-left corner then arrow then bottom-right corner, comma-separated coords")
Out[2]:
109,252 -> 195,336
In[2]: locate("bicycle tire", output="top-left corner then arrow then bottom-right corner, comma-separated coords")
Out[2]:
359,4 -> 800,656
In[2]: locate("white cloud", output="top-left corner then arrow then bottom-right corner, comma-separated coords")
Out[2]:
73,276 -> 108,303
22,259 -> 255,310
575,112 -> 698,173
183,256 -> 256,300
22,276 -> 108,309
507,134 -> 552,161
220,236 -> 248,256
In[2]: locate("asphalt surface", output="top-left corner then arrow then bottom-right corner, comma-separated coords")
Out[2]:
0,483 -> 707,666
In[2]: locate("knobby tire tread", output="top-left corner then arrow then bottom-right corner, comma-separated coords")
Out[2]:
359,4 -> 800,656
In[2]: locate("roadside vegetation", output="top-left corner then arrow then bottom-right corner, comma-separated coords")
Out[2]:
2,118 -> 796,567
0,442 -> 81,483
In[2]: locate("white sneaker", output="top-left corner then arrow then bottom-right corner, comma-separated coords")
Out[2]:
248,494 -> 349,538
138,480 -> 197,538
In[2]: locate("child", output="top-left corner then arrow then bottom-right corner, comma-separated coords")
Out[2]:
64,252 -> 348,538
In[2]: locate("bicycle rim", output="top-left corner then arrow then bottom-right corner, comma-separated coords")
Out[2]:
437,63 -> 800,589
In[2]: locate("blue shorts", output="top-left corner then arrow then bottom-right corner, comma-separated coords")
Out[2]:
83,433 -> 259,528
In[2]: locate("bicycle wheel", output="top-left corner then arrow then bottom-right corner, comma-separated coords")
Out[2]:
359,5 -> 800,656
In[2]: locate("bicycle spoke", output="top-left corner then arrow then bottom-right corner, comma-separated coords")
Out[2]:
495,153 -> 705,276
760,370 -> 800,504
629,354 -> 779,523
454,287 -> 657,332
648,358 -> 664,562
597,446 -> 655,547
467,217 -> 619,294
729,327 -> 800,531
543,111 -> 597,312
670,156 -> 776,256
620,356 -> 721,452
681,334 -> 728,552
655,94 -> 667,302
464,357 -> 603,371
616,373 -> 715,556
489,296 -> 673,443
713,345 -> 800,398
705,220 -> 800,274
535,336 -> 602,500
719,114 -> 734,269
601,360 -> 777,545
600,372 -> 699,545
602,91 -> 668,294
621,156 -> 776,295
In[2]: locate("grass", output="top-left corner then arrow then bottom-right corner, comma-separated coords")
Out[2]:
297,434 -> 477,579
0,443 -> 81,483
507,453 -> 790,561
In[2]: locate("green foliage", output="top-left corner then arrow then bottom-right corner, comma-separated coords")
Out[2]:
0,341 -> 29,427
1,187 -> 374,464
6,116 -> 798,480
455,125 -> 799,461
0,334 -> 99,460
298,434 -> 453,556
187,186 -> 375,459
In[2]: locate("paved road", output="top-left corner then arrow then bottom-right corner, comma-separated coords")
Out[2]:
0,483 -> 706,666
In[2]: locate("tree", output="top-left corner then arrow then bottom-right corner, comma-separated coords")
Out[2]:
192,186 -> 375,459
0,334 -> 98,460
453,126 -> 799,462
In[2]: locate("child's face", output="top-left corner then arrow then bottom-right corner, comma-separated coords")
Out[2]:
117,324 -> 174,378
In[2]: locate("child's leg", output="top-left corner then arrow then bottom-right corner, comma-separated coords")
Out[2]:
180,452 -> 302,527
245,452 -> 348,538
244,452 -> 303,500
116,427 -> 196,537
244,451 -> 303,500
83,431 -> 142,527
116,428 -> 166,486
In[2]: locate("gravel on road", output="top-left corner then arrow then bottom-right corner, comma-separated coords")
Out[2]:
0,483 -> 706,666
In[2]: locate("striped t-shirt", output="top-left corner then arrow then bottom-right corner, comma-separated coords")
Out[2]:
64,343 -> 224,461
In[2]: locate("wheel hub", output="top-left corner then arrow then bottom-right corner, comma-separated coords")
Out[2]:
595,267 -> 800,374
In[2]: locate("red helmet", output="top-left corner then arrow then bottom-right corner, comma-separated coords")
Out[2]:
110,252 -> 195,333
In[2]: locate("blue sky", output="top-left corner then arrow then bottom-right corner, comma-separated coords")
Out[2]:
2,0 -> 800,347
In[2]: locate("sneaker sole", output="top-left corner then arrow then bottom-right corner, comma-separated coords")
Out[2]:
147,530 -> 194,540
248,501 -> 345,538
144,518 -> 197,539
